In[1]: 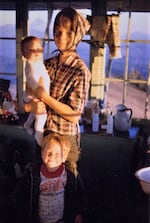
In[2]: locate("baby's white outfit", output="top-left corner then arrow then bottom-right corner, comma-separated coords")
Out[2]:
23,59 -> 50,146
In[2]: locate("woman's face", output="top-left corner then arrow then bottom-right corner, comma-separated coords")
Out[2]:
54,22 -> 76,52
41,140 -> 63,172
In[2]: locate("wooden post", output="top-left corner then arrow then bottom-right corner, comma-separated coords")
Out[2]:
123,11 -> 131,105
16,0 -> 28,113
90,0 -> 107,101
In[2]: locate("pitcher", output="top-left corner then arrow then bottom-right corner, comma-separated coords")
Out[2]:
114,104 -> 132,132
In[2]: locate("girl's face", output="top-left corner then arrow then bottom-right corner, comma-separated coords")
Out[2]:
22,39 -> 43,62
41,140 -> 63,172
54,22 -> 76,52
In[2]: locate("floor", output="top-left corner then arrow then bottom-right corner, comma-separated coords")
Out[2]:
82,176 -> 149,223
0,167 -> 148,223
0,114 -> 149,223
85,194 -> 149,223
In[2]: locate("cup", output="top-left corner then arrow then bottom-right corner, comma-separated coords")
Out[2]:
135,167 -> 150,194
128,127 -> 139,139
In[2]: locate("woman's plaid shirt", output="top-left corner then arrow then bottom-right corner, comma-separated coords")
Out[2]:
44,53 -> 91,135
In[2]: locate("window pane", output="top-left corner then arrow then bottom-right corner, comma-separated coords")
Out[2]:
29,10 -> 48,38
130,12 -> 150,40
0,10 -> 16,38
0,10 -> 16,102
0,75 -> 17,101
128,43 -> 150,79
105,44 -> 126,78
125,84 -> 149,119
0,40 -> 16,73
43,41 -> 56,59
107,42 -> 150,81
105,81 -> 150,119
120,12 -> 129,39
77,42 -> 90,67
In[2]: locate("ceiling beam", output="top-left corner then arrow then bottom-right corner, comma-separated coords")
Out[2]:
0,0 -> 150,12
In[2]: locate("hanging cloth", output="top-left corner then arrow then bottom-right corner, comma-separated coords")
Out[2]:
90,15 -> 121,59
106,14 -> 122,59
90,16 -> 110,43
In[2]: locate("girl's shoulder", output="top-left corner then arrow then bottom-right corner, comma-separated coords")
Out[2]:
72,54 -> 91,74
44,56 -> 58,66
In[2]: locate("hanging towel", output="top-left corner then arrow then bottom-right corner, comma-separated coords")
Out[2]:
90,16 -> 110,43
90,15 -> 121,59
106,14 -> 121,59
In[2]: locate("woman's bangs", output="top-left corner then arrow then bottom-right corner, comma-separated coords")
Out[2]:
59,16 -> 73,29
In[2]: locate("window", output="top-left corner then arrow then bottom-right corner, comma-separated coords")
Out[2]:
105,12 -> 150,119
0,8 -> 149,119
0,10 -> 16,100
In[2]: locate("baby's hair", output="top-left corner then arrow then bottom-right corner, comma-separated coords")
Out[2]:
41,133 -> 71,162
20,35 -> 41,52
53,7 -> 78,34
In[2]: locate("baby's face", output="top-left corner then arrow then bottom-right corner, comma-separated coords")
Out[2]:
41,140 -> 63,172
23,39 -> 43,61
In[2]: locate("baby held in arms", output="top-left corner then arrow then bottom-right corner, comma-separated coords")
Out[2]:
20,36 -> 50,146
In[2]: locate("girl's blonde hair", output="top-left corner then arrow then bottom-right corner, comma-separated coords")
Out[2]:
41,133 -> 71,163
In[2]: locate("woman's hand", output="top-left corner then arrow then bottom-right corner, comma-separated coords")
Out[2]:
34,86 -> 81,124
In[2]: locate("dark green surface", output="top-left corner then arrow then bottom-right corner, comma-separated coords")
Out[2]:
0,125 -> 148,223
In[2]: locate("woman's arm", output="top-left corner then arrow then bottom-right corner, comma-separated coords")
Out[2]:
24,86 -> 81,124
36,86 -> 81,124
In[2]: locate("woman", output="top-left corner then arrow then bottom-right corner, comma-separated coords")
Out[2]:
25,7 -> 91,175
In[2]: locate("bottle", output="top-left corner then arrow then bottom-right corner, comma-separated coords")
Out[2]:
106,102 -> 111,117
79,116 -> 84,133
106,112 -> 113,135
92,101 -> 100,132
92,112 -> 99,132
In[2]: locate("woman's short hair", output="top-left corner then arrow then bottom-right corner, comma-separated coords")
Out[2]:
41,133 -> 71,162
53,7 -> 78,34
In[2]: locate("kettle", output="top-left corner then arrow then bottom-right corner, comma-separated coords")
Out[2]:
114,104 -> 132,132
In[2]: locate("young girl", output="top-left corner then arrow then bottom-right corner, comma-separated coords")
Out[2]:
24,7 -> 91,175
15,133 -> 86,223
21,36 -> 50,146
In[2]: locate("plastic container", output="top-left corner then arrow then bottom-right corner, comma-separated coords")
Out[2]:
92,113 -> 99,132
106,112 -> 113,134
135,167 -> 150,194
128,126 -> 139,139
79,117 -> 84,133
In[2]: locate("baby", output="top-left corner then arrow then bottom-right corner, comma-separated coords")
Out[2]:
20,36 -> 50,146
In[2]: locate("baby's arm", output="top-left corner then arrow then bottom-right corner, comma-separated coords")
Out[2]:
23,83 -> 34,103
25,61 -> 39,91
39,65 -> 50,94
24,61 -> 46,103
